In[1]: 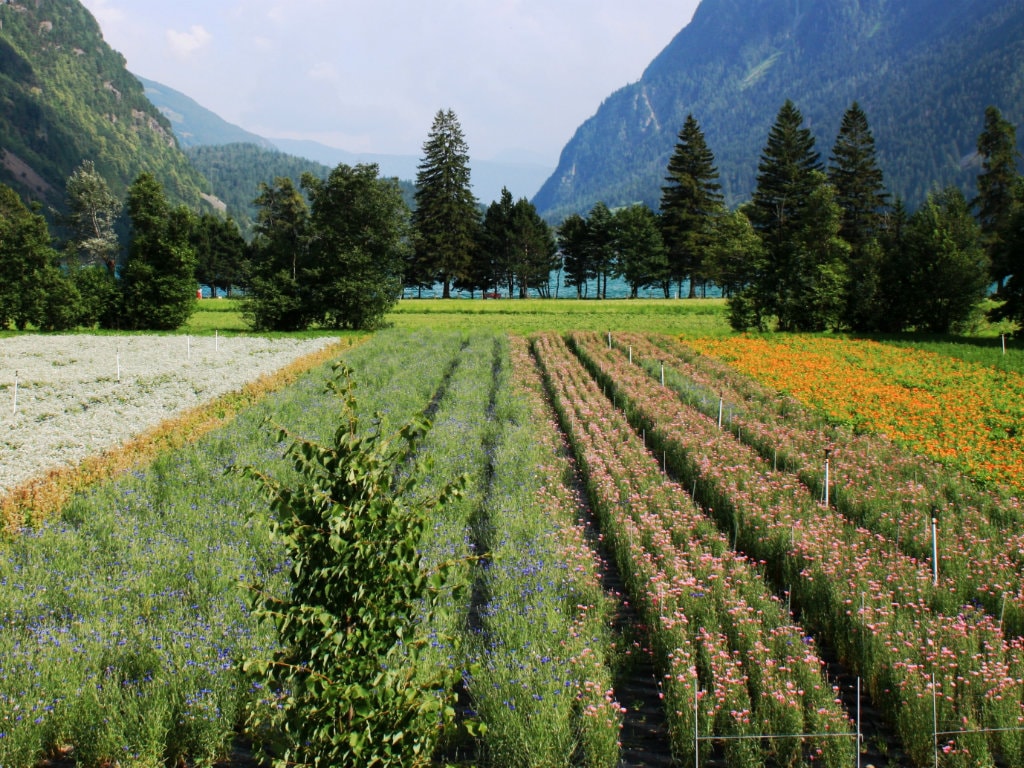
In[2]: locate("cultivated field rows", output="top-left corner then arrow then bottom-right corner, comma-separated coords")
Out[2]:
0,334 -> 338,495
1,328 -> 1021,767
569,331 -> 1024,767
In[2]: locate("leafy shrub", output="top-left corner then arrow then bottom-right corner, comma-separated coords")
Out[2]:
240,366 -> 468,767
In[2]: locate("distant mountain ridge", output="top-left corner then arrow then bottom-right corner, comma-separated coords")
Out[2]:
0,0 -> 208,209
533,0 -> 1024,221
136,76 -> 275,150
140,77 -> 553,205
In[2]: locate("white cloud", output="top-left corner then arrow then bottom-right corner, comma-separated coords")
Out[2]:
165,24 -> 212,59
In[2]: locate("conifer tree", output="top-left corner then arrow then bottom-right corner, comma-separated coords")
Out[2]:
412,109 -> 479,298
828,102 -> 889,330
829,102 -> 888,250
660,114 -> 724,298
974,105 -> 1021,292
750,100 -> 822,244
737,101 -> 823,329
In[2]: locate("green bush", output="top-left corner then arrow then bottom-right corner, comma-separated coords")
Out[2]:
240,366 -> 468,767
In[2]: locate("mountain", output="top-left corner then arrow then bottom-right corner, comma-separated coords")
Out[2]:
271,138 -> 551,205
533,0 -> 1024,221
137,75 -> 275,150
0,0 -> 209,210
184,142 -> 415,239
136,76 -> 551,205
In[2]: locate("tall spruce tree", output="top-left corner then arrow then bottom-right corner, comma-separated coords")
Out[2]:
828,102 -> 890,330
660,114 -> 724,298
974,105 -> 1021,292
412,109 -> 479,298
750,100 -> 822,244
737,101 -> 823,329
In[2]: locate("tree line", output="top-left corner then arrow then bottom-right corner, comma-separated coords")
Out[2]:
0,108 -> 559,332
1,103 -> 1020,334
564,101 -> 1023,335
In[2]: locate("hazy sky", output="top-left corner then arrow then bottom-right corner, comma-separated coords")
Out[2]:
79,0 -> 700,168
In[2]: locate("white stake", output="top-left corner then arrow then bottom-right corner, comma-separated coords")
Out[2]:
718,398 -> 723,429
1002,333 -> 1006,355
660,361 -> 665,386
607,331 -> 611,348
823,448 -> 831,507
932,517 -> 939,586
628,345 -> 632,364
12,371 -> 17,415
215,329 -> 219,352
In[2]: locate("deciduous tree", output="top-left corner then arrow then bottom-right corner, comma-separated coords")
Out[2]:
64,159 -> 120,274
303,164 -> 409,329
120,172 -> 197,330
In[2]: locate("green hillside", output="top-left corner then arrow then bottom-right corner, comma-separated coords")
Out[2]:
186,143 -> 416,238
533,0 -> 1024,221
0,0 -> 209,210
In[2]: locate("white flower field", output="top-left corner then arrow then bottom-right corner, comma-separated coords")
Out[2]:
0,333 -> 338,494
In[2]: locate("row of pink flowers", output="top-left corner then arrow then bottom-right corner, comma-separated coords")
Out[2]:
615,332 -> 1024,637
569,331 -> 1024,767
533,333 -> 852,767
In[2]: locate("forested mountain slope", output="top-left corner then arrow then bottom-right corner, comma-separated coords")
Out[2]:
186,143 -> 416,238
137,76 -> 276,150
533,0 -> 1024,221
0,0 -> 208,210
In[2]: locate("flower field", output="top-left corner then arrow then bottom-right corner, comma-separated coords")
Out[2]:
1,326 -> 1021,766
0,334 -> 340,497
689,336 -> 1024,491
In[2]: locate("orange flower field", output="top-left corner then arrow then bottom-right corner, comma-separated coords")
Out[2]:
690,336 -> 1024,492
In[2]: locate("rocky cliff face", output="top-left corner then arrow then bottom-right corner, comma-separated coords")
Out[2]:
0,0 -> 209,211
533,0 -> 1024,221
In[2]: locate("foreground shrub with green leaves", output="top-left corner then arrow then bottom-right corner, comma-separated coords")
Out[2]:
241,366 -> 469,767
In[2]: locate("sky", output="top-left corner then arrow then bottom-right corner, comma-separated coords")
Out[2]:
78,0 -> 701,169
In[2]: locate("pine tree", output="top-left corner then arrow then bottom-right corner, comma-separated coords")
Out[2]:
828,102 -> 889,330
660,114 -> 724,298
412,109 -> 479,299
974,105 -> 1021,291
829,102 -> 888,250
742,101 -> 824,328
478,188 -> 517,296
